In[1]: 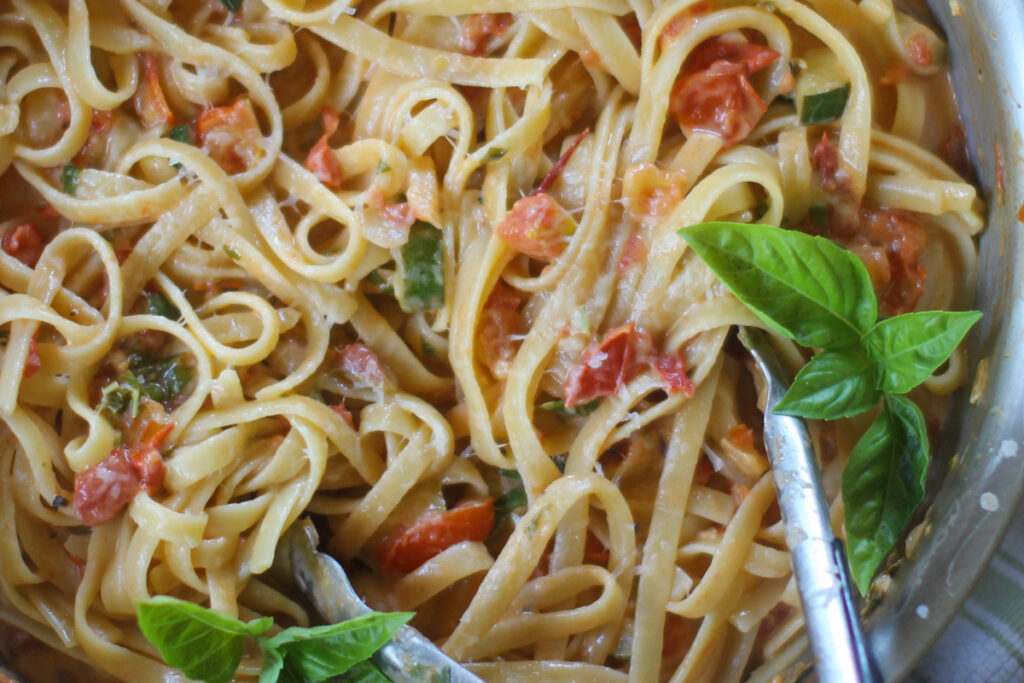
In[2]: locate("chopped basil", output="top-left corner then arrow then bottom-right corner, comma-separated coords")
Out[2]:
218,0 -> 242,11
540,399 -> 599,417
376,161 -> 391,174
365,269 -> 394,295
807,204 -> 830,229
100,375 -> 141,418
167,126 -> 192,168
61,164 -> 80,196
493,486 -> 527,526
128,353 -> 192,404
801,84 -> 851,125
223,244 -> 241,261
483,147 -> 507,162
395,221 -> 444,313
145,291 -> 181,321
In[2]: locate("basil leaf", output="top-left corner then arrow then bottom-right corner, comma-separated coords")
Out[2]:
864,310 -> 982,394
128,353 -> 192,403
842,394 -> 929,593
774,348 -> 880,420
218,0 -> 242,11
263,611 -> 412,681
258,646 -> 286,683
679,222 -> 876,348
337,660 -> 392,682
145,291 -> 181,321
800,84 -> 851,125
494,485 -> 527,526
539,399 -> 599,417
396,221 -> 444,312
137,596 -> 272,683
168,125 -> 192,144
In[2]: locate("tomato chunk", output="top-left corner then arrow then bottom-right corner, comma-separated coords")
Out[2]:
336,343 -> 391,389
378,497 -> 495,573
331,402 -> 355,428
906,32 -> 934,67
670,38 -> 779,148
73,444 -> 166,527
653,351 -> 695,397
2,223 -> 44,268
134,53 -> 174,128
479,280 -> 523,380
304,108 -> 343,188
563,323 -> 639,408
495,193 -> 576,261
461,14 -> 514,56
197,98 -> 264,174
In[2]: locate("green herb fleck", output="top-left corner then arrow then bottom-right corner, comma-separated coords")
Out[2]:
483,147 -> 507,162
395,221 -> 444,313
61,164 -> 80,196
99,376 -> 141,418
145,291 -> 181,321
540,400 -> 599,417
128,353 -> 192,404
223,245 -> 241,261
376,161 -> 391,174
801,84 -> 851,125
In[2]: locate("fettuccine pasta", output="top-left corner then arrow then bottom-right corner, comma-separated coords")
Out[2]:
0,0 -> 982,681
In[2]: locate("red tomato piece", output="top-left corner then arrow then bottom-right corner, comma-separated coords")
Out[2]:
479,280 -> 523,380
134,53 -> 175,128
727,423 -> 756,451
684,37 -> 780,75
461,13 -> 514,56
495,193 -> 575,261
24,336 -> 41,378
906,32 -> 934,67
331,402 -> 355,429
563,323 -> 639,408
378,497 -> 495,573
129,444 -> 166,495
653,351 -> 695,397
197,98 -> 264,174
670,61 -> 769,148
861,209 -> 928,315
2,223 -> 44,268
73,449 -> 142,527
304,108 -> 343,188
337,343 -> 391,388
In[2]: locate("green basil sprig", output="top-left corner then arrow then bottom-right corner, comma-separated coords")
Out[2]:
680,221 -> 981,592
137,596 -> 411,683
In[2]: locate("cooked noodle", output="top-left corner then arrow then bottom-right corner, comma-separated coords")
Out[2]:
0,0 -> 982,681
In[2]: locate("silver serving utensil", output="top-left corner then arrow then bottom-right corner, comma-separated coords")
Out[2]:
276,519 -> 484,683
739,327 -> 882,683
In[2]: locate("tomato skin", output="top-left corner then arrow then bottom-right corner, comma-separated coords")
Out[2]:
196,98 -> 264,174
134,53 -> 174,128
563,323 -> 639,408
73,445 -> 166,527
378,498 -> 495,573
653,351 -> 695,397
669,38 -> 779,148
304,108 -> 343,188
479,281 -> 523,380
461,13 -> 514,56
907,33 -> 934,67
331,402 -> 355,428
336,343 -> 391,388
495,193 -> 575,261
2,223 -> 45,268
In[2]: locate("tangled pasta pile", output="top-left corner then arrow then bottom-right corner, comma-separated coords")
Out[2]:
0,0 -> 983,681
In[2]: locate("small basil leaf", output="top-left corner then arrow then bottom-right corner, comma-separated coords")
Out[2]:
842,394 -> 929,593
145,291 -> 181,321
800,84 -> 851,125
395,221 -> 444,312
137,596 -> 272,683
539,399 -> 599,417
62,164 -> 81,196
679,222 -> 877,348
864,310 -> 982,394
774,349 -> 880,420
263,611 -> 412,680
494,485 -> 527,526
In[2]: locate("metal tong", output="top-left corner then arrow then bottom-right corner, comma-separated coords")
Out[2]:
276,520 -> 484,683
740,327 -> 882,683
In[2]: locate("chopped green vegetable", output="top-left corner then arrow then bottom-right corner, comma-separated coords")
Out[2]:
128,353 -> 192,404
494,486 -> 527,526
679,221 -> 982,592
540,400 -> 599,417
376,161 -> 391,174
218,0 -> 242,11
801,84 -> 851,125
223,245 -> 241,261
168,125 -> 191,144
483,147 -> 507,162
61,164 -> 80,196
137,596 -> 410,683
144,291 -> 181,321
395,221 -> 444,313
99,375 -> 141,418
